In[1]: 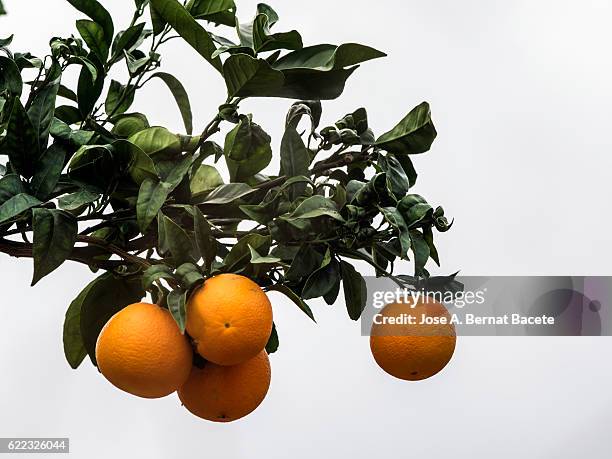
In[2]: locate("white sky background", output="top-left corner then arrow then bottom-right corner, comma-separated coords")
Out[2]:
1,0 -> 612,457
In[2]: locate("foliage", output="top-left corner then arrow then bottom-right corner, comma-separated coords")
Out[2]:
0,0 -> 453,368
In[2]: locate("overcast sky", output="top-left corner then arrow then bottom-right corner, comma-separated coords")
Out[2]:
1,0 -> 612,458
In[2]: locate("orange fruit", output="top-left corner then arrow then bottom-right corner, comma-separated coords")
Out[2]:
186,274 -> 273,366
370,298 -> 456,381
96,302 -> 193,398
178,350 -> 271,422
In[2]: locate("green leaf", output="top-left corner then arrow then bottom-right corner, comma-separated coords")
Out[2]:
340,260 -> 367,320
375,102 -> 437,154
150,0 -> 222,73
0,193 -> 41,224
110,23 -> 147,64
105,80 -> 135,116
167,289 -> 188,332
112,139 -> 158,185
67,0 -> 114,47
380,207 -> 411,259
249,244 -> 281,264
31,144 -> 66,200
223,233 -> 270,271
199,183 -> 254,204
176,262 -> 204,288
79,273 -> 144,366
190,164 -> 224,200
59,189 -> 99,211
265,322 -> 279,354
0,2 -> 6,15
2,97 -> 38,179
142,264 -> 175,290
137,179 -> 172,231
76,19 -> 109,62
395,154 -> 417,188
150,72 -> 193,134
286,195 -> 344,221
267,284 -> 315,322
31,208 -> 78,285
0,56 -> 23,96
193,207 -> 216,272
158,212 -> 197,264
128,126 -> 181,159
224,115 -> 272,182
285,244 -> 323,282
111,112 -> 150,137
280,127 -> 310,200
50,118 -> 95,147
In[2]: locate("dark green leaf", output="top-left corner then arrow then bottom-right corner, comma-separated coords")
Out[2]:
31,208 -> 78,285
380,207 -> 411,259
150,72 -> 193,134
0,193 -> 41,224
31,144 -> 66,200
267,284 -> 315,322
27,75 -> 60,155
286,195 -> 344,221
79,273 -> 144,366
59,189 -> 99,211
158,212 -> 197,264
77,54 -> 104,116
223,233 -> 270,271
340,260 -> 367,320
273,43 -> 385,71
375,102 -> 437,154
378,154 -> 409,198
410,230 -> 430,276
167,289 -> 188,332
223,54 -> 285,99
280,127 -> 310,200
193,207 -> 216,272
150,0 -> 222,73
0,174 -> 26,205
0,56 -> 23,96
63,279 -> 94,369
2,97 -> 38,179
187,0 -> 236,27
137,179 -> 172,231
302,259 -> 340,300
265,322 -> 279,354
105,80 -> 135,116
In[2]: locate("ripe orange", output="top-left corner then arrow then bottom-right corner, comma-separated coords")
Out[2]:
178,350 -> 271,422
96,302 -> 193,398
370,298 -> 456,381
186,274 -> 273,366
